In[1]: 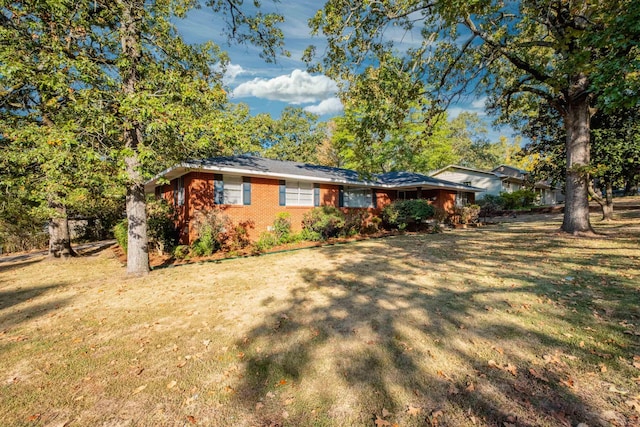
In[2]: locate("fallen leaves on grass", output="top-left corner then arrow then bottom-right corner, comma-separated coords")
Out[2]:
131,384 -> 147,395
167,380 -> 177,389
488,360 -> 517,376
529,368 -> 549,382
406,405 -> 422,415
374,415 -> 390,427
625,399 -> 640,413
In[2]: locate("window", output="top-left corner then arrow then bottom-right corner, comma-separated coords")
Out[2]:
174,177 -> 184,206
455,192 -> 469,207
344,187 -> 372,208
214,175 -> 250,205
285,181 -> 314,206
462,181 -> 472,186
223,175 -> 243,205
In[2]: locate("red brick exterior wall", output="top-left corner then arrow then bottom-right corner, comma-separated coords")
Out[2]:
159,172 -> 471,244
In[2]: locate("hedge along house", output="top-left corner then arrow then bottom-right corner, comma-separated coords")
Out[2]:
144,156 -> 482,244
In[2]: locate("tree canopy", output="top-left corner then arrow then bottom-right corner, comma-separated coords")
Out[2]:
309,0 -> 640,234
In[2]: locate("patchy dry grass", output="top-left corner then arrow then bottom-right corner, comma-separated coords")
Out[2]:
1,209 -> 640,426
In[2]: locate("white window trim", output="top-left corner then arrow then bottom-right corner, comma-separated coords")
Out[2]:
286,181 -> 314,206
175,177 -> 185,207
344,187 -> 373,208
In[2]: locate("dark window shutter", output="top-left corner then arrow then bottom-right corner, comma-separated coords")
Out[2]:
214,174 -> 224,204
279,180 -> 286,206
338,185 -> 344,208
155,186 -> 162,199
314,184 -> 320,207
243,177 -> 251,205
372,189 -> 377,208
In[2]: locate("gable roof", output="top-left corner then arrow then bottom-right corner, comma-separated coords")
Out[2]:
430,164 -> 501,178
492,164 -> 528,178
144,156 -> 483,193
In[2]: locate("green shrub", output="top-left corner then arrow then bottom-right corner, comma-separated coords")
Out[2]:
190,209 -> 229,256
253,232 -> 279,253
302,206 -> 346,240
298,228 -> 321,241
382,199 -> 435,230
173,245 -> 190,259
272,212 -> 293,243
146,198 -> 177,254
344,210 -> 368,236
113,219 -> 128,253
478,194 -> 504,216
225,221 -> 253,251
450,204 -> 481,224
500,189 -> 537,210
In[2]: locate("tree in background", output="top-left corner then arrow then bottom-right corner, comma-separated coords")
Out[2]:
0,0 -> 120,257
521,103 -> 640,220
309,0 -> 640,235
448,113 -> 525,171
257,107 -> 327,164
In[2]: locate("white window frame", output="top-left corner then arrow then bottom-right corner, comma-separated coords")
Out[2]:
285,181 -> 314,206
344,187 -> 372,208
455,191 -> 469,207
175,177 -> 185,207
223,175 -> 243,205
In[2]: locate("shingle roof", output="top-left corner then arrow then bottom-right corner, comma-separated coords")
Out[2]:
191,155 -> 374,184
376,171 -> 483,191
144,156 -> 483,192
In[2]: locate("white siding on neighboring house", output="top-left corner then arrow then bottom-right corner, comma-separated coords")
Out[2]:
432,169 -> 502,199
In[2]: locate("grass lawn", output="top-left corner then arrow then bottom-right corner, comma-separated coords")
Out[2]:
1,209 -> 639,426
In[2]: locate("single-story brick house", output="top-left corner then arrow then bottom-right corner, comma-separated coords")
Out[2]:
144,156 -> 482,244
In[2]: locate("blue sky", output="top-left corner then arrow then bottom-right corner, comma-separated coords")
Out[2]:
176,3 -> 511,142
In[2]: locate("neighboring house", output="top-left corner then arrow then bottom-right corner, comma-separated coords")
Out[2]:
430,164 -> 563,204
144,156 -> 482,244
429,165 -> 505,199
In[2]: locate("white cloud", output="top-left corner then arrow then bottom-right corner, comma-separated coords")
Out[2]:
223,63 -> 246,84
448,97 -> 488,119
304,97 -> 344,115
212,62 -> 247,84
232,69 -> 338,104
471,97 -> 487,109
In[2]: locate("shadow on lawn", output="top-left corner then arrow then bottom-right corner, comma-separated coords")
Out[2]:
231,228 -> 638,426
0,284 -> 72,332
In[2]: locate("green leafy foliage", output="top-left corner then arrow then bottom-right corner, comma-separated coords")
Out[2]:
478,191 -> 538,212
382,200 -> 435,230
190,210 -> 230,257
302,207 -> 346,240
499,190 -> 537,210
257,107 -> 328,164
310,0 -> 640,234
146,198 -> 178,254
272,212 -> 294,243
253,232 -> 280,253
113,220 -> 129,254
449,204 -> 481,225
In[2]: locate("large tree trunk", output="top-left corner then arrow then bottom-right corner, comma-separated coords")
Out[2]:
561,76 -> 594,235
120,0 -> 149,275
125,155 -> 149,275
48,199 -> 77,258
